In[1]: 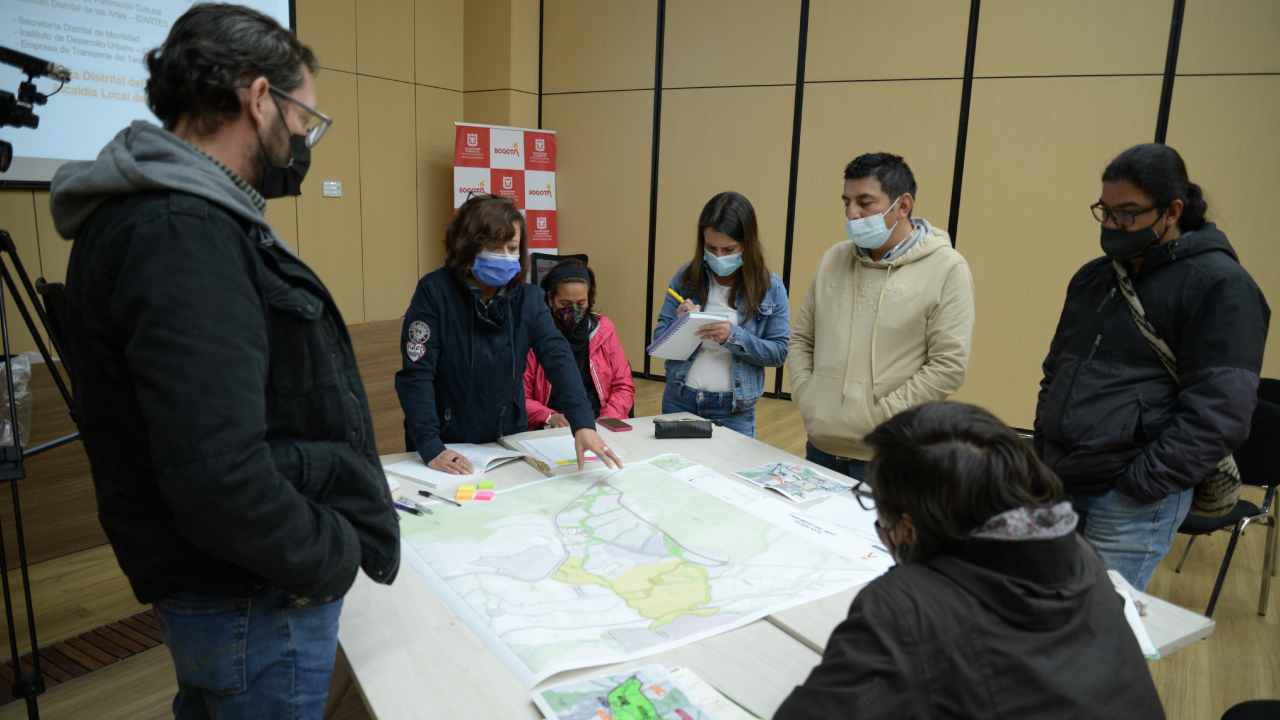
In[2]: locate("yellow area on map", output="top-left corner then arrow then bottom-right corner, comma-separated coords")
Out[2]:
554,557 -> 720,628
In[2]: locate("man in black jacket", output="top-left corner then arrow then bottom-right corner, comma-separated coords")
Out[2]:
48,5 -> 398,717
1036,144 -> 1269,591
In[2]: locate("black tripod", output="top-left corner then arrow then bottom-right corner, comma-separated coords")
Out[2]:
0,228 -> 78,720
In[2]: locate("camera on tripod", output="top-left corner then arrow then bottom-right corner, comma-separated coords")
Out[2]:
0,46 -> 72,173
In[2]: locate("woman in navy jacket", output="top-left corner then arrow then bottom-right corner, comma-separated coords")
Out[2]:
395,194 -> 620,474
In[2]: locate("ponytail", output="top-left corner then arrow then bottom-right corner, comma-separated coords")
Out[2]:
1180,181 -> 1208,232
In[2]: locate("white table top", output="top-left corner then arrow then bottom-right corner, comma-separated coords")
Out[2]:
343,413 -> 1213,718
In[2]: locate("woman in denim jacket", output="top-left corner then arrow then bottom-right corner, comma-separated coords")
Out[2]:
654,192 -> 790,437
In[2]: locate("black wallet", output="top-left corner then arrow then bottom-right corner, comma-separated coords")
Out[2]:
653,418 -> 713,439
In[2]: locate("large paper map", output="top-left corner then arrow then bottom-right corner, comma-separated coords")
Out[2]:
400,455 -> 884,688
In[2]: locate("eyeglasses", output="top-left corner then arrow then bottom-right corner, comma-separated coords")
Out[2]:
268,86 -> 333,148
1090,201 -> 1161,228
852,480 -> 875,511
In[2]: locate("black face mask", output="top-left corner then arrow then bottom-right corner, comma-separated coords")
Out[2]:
1099,216 -> 1168,263
259,133 -> 310,199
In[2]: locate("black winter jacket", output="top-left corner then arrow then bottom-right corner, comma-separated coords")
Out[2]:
774,535 -> 1164,720
1035,225 -> 1269,501
59,189 -> 399,604
395,267 -> 595,461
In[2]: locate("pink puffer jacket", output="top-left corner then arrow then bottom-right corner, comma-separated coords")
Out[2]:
524,314 -> 635,429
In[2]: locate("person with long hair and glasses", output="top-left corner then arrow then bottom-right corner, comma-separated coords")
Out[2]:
653,192 -> 790,437
395,194 -> 621,473
1035,143 -> 1268,590
775,401 -> 1163,720
524,258 -> 635,429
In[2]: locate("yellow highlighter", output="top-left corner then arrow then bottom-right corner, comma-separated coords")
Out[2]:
667,288 -> 686,304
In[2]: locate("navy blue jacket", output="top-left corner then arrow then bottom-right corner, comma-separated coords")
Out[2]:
1035,224 -> 1269,501
395,267 -> 595,461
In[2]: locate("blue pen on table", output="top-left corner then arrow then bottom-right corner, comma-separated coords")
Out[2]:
394,502 -> 424,516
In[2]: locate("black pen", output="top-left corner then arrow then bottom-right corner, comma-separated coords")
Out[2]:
394,502 -> 424,516
419,489 -> 463,507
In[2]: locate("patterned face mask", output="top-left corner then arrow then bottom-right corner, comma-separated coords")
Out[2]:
555,305 -> 586,329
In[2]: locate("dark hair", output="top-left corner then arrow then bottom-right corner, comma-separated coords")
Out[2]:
844,152 -> 918,214
146,3 -> 318,134
444,194 -> 528,288
677,192 -> 771,319
541,258 -> 596,313
862,401 -> 1063,563
1102,143 -> 1207,232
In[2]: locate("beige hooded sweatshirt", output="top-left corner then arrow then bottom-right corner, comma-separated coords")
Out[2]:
788,221 -> 975,460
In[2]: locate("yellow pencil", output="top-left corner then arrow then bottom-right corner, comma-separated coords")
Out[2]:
667,288 -> 686,304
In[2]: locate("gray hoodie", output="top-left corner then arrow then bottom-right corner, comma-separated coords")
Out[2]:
49,120 -> 284,250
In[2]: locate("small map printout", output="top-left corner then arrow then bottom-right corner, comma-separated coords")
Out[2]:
400,455 -> 882,687
533,664 -> 718,720
732,463 -> 854,503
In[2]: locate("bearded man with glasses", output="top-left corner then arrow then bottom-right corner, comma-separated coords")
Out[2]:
49,5 -> 397,717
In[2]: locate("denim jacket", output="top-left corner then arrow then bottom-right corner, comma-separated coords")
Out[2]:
654,265 -> 791,411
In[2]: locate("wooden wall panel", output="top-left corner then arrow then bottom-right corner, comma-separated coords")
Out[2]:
296,0 -> 357,73
508,91 -> 539,129
652,86 -> 795,386
264,196 -> 299,254
509,0 -> 540,94
0,191 -> 47,354
355,0 -> 416,82
662,0 -> 800,89
464,0 -> 512,92
298,70 -> 365,323
1178,0 -> 1280,75
785,79 -> 963,393
358,76 -> 420,322
541,91 -> 654,370
542,0 -> 656,94
950,76 -> 1162,428
416,86 -> 464,277
974,0 -> 1168,77
1167,75 -> 1280,380
463,89 -> 514,125
416,0 -> 465,90
805,0 -> 970,82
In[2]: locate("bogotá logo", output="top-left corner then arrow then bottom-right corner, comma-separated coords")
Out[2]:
494,142 -> 520,156
535,216 -> 547,230
459,180 -> 486,194
466,133 -> 478,147
535,138 -> 545,152
529,184 -> 553,197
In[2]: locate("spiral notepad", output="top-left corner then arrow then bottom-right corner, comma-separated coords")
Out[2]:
646,312 -> 729,360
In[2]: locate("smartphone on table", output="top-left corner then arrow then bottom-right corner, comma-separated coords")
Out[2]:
598,417 -> 632,432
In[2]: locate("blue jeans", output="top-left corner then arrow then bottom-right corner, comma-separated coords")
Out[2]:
1072,486 -> 1194,592
662,383 -> 756,437
155,589 -> 343,720
805,441 -> 869,480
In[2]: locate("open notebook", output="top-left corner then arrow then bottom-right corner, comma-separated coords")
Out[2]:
383,443 -> 525,489
646,312 -> 729,360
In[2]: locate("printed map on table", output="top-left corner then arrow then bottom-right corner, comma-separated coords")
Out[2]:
399,456 -> 882,688
732,463 -> 854,503
534,664 -> 718,720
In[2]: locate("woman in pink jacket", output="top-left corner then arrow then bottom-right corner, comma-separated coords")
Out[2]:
525,259 -> 635,429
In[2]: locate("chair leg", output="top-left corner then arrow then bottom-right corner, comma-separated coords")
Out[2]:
1261,517 -> 1277,616
1175,535 -> 1197,573
1206,524 -> 1244,618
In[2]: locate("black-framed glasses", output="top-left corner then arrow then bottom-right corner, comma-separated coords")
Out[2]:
1090,201 -> 1161,228
852,480 -> 874,511
268,86 -> 333,148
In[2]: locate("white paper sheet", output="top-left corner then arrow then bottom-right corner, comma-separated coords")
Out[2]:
383,443 -> 524,488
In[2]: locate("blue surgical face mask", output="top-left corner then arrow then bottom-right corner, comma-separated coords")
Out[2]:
472,251 -> 521,287
845,195 -> 904,249
703,249 -> 744,277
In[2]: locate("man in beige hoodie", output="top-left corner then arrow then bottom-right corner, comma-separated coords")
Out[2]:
788,153 -> 975,479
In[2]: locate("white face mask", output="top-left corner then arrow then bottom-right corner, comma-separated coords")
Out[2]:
845,195 -> 903,249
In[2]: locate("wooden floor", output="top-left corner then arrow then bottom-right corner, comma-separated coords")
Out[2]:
0,376 -> 1275,718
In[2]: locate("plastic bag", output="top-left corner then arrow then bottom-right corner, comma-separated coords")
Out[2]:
0,351 -> 37,448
